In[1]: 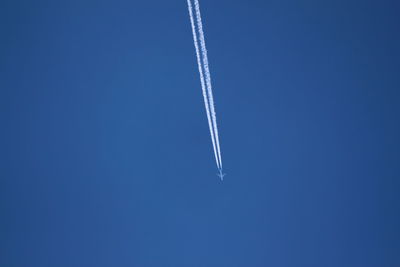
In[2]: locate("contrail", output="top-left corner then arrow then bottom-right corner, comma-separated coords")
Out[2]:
187,0 -> 222,169
187,0 -> 220,169
192,0 -> 222,169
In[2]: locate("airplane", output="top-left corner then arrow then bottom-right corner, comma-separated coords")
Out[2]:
217,169 -> 226,181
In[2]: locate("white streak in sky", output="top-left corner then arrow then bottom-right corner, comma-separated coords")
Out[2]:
193,0 -> 222,169
187,0 -> 220,169
187,0 -> 223,170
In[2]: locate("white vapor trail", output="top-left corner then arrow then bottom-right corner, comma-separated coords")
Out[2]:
187,0 -> 223,170
187,0 -> 220,169
192,0 -> 222,169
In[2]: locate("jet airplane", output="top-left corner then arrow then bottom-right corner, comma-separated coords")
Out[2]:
217,169 -> 226,181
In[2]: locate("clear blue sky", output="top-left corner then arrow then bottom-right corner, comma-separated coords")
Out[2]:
1,0 -> 399,266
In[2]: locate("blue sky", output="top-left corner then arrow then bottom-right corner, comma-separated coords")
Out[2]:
1,0 -> 399,266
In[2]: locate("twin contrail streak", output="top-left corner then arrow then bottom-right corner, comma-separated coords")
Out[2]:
187,0 -> 223,171
186,0 -> 219,169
